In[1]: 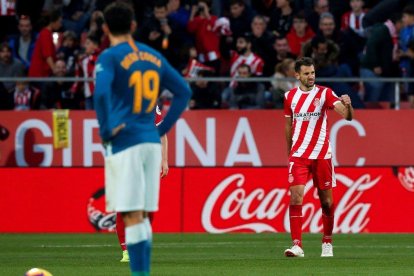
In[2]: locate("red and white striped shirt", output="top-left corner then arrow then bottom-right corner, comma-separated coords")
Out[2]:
0,0 -> 15,16
230,51 -> 264,77
341,11 -> 366,37
284,85 -> 341,159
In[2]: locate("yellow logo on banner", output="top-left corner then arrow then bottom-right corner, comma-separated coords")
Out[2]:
52,110 -> 69,149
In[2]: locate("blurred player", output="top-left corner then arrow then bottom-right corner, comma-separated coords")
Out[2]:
117,105 -> 168,263
283,57 -> 353,258
94,3 -> 191,275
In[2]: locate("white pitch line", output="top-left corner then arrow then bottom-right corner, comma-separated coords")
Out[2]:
35,243 -> 414,249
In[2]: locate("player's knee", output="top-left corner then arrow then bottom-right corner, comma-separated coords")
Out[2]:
290,190 -> 304,205
321,200 -> 333,214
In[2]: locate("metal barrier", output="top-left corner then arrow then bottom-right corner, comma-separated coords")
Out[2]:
1,76 -> 411,110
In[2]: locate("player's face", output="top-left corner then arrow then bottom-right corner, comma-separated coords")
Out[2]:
296,65 -> 315,88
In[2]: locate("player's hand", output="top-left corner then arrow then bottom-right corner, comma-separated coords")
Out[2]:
111,123 -> 126,137
340,95 -> 352,106
149,31 -> 161,41
160,159 -> 169,178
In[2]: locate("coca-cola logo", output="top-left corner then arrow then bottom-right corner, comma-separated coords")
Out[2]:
398,167 -> 414,192
202,173 -> 381,234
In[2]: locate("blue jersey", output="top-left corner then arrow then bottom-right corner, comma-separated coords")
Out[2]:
94,39 -> 191,154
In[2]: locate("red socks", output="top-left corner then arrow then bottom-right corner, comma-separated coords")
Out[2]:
116,212 -> 127,251
289,205 -> 303,248
322,204 -> 335,244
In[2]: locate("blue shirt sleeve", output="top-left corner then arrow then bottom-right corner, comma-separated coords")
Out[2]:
157,56 -> 192,137
94,51 -> 115,142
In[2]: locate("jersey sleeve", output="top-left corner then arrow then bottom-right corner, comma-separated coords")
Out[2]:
157,56 -> 192,137
94,51 -> 115,142
284,92 -> 292,117
325,88 -> 341,109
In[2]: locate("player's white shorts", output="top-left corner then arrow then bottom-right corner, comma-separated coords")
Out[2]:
105,143 -> 161,212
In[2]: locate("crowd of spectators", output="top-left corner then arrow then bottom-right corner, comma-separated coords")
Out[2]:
1,0 -> 414,111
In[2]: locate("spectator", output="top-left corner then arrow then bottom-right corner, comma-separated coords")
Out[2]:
28,9 -> 62,79
40,59 -> 81,109
360,14 -> 403,104
341,0 -> 366,37
71,33 -> 100,110
268,0 -> 294,37
56,30 -> 79,74
8,15 -> 37,70
405,40 -> 414,108
399,5 -> 414,95
167,0 -> 191,46
0,42 -> 25,92
0,0 -> 16,41
272,36 -> 296,66
189,70 -> 221,109
317,12 -> 361,75
248,15 -> 275,76
270,57 -> 298,108
135,0 -> 181,68
0,80 -> 40,110
230,64 -> 266,109
230,34 -> 264,81
306,0 -> 330,33
62,0 -> 91,36
303,35 -> 365,108
286,10 -> 315,57
228,0 -> 254,46
188,0 -> 222,73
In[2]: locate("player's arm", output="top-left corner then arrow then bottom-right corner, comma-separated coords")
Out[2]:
160,134 -> 168,178
334,94 -> 354,121
94,52 -> 115,142
285,116 -> 293,157
157,57 -> 192,137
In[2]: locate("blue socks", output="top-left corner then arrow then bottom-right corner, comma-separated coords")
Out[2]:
126,222 -> 150,275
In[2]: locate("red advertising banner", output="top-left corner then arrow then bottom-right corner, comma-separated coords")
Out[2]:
0,110 -> 414,167
1,167 -> 413,233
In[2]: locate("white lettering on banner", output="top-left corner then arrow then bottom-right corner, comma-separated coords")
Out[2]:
15,119 -> 53,166
202,173 -> 286,233
330,119 -> 366,167
202,173 -> 381,234
224,118 -> 262,166
176,118 -> 216,166
62,120 -> 72,167
83,119 -> 105,167
398,167 -> 414,192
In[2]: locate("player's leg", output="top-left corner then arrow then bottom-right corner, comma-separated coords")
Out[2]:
284,157 -> 310,257
116,212 -> 129,262
312,158 -> 335,257
122,210 -> 150,275
141,143 -> 161,273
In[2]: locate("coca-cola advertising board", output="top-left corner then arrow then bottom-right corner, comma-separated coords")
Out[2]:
0,110 -> 414,167
1,167 -> 413,233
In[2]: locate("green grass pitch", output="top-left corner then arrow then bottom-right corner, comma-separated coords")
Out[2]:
0,233 -> 413,275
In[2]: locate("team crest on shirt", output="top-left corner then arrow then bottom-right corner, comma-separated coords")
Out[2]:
313,98 -> 320,107
291,102 -> 296,109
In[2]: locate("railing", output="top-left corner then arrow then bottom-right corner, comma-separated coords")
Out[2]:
1,77 -> 411,110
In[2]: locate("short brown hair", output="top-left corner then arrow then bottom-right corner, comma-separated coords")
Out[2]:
294,57 -> 314,73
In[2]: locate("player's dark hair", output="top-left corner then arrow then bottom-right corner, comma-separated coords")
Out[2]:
103,2 -> 135,36
295,57 -> 314,72
87,32 -> 101,46
403,5 -> 414,16
49,8 -> 62,23
154,0 -> 168,9
230,0 -> 245,7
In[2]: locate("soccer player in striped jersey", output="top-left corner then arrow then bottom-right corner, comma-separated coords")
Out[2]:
283,57 -> 353,258
94,3 -> 191,275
